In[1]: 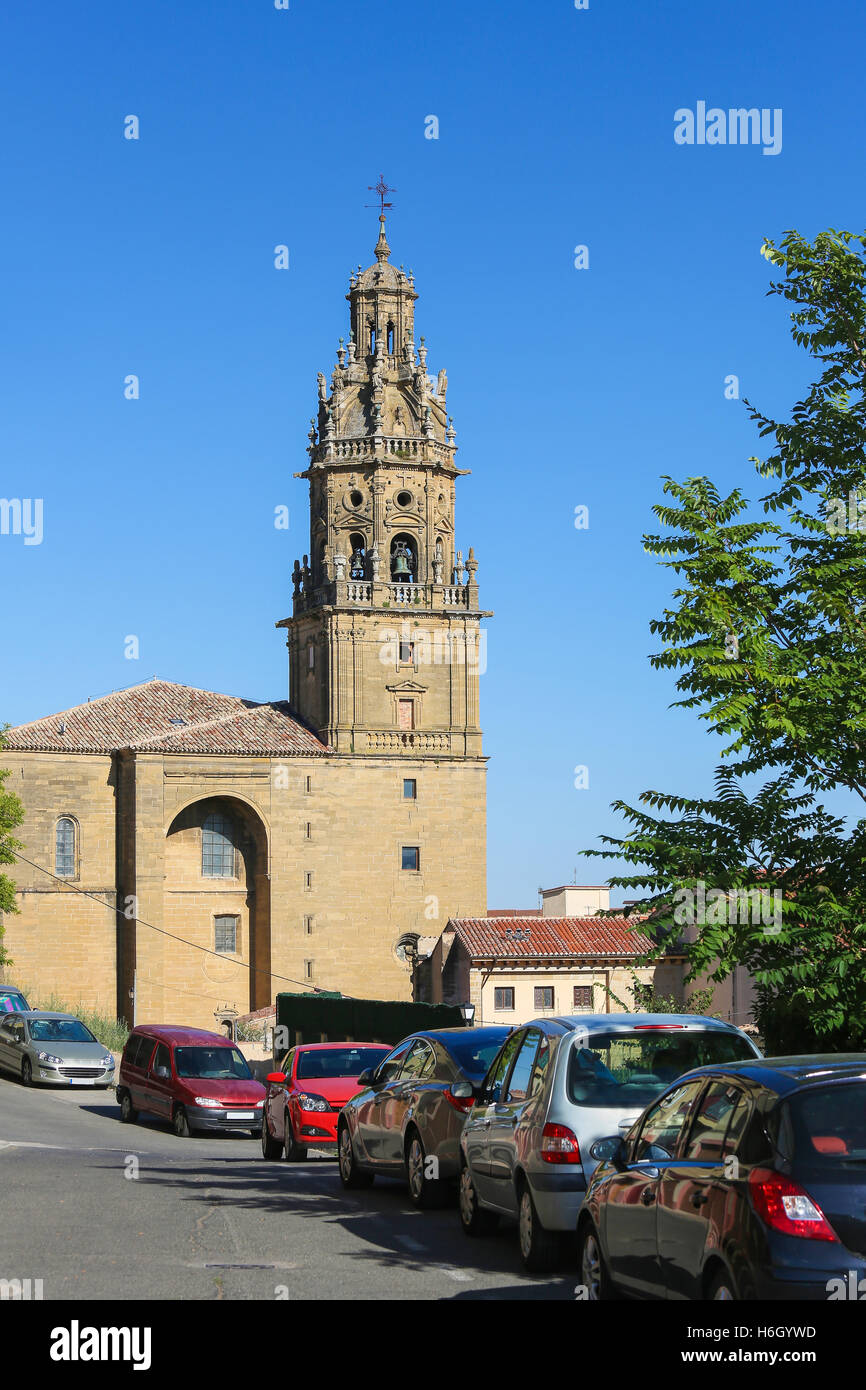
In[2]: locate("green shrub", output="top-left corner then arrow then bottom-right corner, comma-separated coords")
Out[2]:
13,986 -> 129,1053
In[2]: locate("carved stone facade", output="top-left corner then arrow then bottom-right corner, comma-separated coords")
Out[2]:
0,219 -> 489,1029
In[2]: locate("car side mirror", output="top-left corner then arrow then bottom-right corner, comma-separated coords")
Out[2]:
589,1135 -> 627,1168
266,1072 -> 286,1085
356,1068 -> 375,1085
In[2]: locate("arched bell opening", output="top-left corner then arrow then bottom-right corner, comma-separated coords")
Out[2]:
349,532 -> 367,579
390,533 -> 417,583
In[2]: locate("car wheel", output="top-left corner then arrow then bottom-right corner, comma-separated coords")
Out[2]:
338,1123 -> 373,1189
518,1183 -> 562,1272
458,1163 -> 499,1236
405,1129 -> 442,1210
578,1221 -> 616,1301
261,1109 -> 283,1160
707,1267 -> 738,1301
284,1112 -> 308,1162
119,1090 -> 138,1124
21,1058 -> 32,1087
173,1105 -> 191,1138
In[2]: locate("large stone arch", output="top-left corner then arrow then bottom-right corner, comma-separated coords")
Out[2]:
163,795 -> 272,1021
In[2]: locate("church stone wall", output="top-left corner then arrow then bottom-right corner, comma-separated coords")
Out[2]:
0,752 -> 118,1014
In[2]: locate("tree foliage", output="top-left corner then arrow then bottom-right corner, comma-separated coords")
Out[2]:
589,230 -> 866,1051
0,727 -> 24,964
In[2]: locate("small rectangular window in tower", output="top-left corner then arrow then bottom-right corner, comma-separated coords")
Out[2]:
399,639 -> 415,664
305,775 -> 312,793
304,915 -> 313,935
401,846 -> 420,871
403,778 -> 417,800
305,871 -> 313,890
305,822 -> 312,840
214,915 -> 239,954
304,959 -> 314,981
398,699 -> 414,731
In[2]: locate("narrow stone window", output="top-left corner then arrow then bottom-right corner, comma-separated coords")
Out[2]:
305,822 -> 312,840
214,915 -> 239,954
304,959 -> 314,981
304,915 -> 313,935
202,814 -> 235,878
305,871 -> 313,890
55,818 -> 76,878
305,775 -> 312,793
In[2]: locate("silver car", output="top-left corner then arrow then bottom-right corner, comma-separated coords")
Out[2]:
458,1013 -> 762,1270
0,1011 -> 116,1088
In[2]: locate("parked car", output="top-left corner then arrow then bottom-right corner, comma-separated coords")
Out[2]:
0,987 -> 31,1014
338,1026 -> 512,1207
261,1042 -> 391,1160
458,1013 -> 762,1271
578,1054 -> 866,1300
0,1010 -> 115,1087
116,1025 -> 266,1137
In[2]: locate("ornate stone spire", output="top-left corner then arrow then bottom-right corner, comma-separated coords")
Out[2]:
375,214 -> 391,263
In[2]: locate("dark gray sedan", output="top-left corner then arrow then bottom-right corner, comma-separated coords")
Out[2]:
337,1026 -> 511,1208
0,1011 -> 116,1088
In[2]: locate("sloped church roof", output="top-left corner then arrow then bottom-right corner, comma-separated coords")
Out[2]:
4,678 -> 327,757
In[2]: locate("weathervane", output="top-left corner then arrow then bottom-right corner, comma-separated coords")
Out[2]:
366,174 -> 396,214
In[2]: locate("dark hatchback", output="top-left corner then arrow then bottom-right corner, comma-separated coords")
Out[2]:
578,1055 -> 866,1300
338,1025 -> 511,1208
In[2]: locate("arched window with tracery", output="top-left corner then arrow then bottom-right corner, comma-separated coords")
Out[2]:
55,817 -> 76,878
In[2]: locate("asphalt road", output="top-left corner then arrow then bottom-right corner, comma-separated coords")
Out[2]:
0,1075 -> 577,1301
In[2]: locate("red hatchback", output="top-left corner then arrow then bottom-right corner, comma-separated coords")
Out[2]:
262,1042 -> 391,1160
117,1025 -> 267,1138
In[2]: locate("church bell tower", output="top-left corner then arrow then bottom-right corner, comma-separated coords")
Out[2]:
279,212 -> 490,758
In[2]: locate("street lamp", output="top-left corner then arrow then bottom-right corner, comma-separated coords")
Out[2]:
460,1002 -> 476,1026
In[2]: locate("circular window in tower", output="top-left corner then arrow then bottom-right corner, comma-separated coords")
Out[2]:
349,489 -> 363,509
396,490 -> 413,509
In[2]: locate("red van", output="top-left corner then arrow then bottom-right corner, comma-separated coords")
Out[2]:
117,1025 -> 266,1137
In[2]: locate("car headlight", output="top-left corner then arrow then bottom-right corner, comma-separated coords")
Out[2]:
297,1093 -> 329,1112
194,1097 -> 223,1108
101,1056 -> 114,1068
37,1052 -> 63,1065
255,1100 -> 264,1107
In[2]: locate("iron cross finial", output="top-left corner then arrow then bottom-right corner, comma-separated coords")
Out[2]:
366,174 -> 396,214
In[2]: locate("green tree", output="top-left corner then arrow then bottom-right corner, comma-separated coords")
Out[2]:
0,727 -> 25,964
589,230 -> 866,1052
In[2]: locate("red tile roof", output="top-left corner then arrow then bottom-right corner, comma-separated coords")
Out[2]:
3,679 -> 327,757
450,916 -> 655,959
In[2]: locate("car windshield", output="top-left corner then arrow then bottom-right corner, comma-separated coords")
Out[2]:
779,1082 -> 866,1165
445,1029 -> 511,1082
566,1029 -> 756,1108
295,1047 -> 388,1080
174,1047 -> 252,1079
0,994 -> 28,1013
29,1018 -> 97,1044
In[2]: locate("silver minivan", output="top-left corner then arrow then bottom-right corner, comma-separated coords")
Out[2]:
458,1013 -> 762,1270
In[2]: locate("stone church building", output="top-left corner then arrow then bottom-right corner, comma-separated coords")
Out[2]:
1,214 -> 489,1029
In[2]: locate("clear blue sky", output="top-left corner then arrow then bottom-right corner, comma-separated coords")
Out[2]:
1,0 -> 862,906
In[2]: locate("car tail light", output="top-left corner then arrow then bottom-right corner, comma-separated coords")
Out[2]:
540,1122 -> 581,1165
748,1167 -> 839,1242
445,1088 -> 474,1113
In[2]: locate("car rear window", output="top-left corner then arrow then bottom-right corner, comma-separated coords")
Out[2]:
566,1028 -> 756,1108
174,1046 -> 252,1080
295,1047 -> 388,1080
445,1028 -> 511,1082
777,1082 -> 866,1166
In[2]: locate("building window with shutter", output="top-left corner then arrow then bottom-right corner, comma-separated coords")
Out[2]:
214,915 -> 239,954
534,986 -> 554,1011
573,985 -> 592,1010
494,987 -> 515,1011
